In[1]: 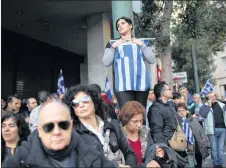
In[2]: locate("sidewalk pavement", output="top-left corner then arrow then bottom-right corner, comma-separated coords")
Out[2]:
202,146 -> 226,167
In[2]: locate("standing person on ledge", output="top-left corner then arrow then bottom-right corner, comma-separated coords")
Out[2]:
102,16 -> 156,110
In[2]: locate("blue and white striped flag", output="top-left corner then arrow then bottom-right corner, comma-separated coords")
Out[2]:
105,76 -> 112,101
108,39 -> 151,92
200,79 -> 214,97
57,69 -> 66,95
182,118 -> 195,145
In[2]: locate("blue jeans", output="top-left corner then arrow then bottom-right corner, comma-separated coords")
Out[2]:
208,128 -> 226,166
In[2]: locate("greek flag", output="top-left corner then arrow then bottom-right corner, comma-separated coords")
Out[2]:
105,76 -> 112,101
182,118 -> 195,145
200,79 -> 213,97
109,39 -> 150,92
57,69 -> 66,95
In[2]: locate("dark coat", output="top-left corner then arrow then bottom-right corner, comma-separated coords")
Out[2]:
148,100 -> 178,144
73,119 -> 137,167
144,143 -> 188,168
186,114 -> 210,160
4,130 -> 118,168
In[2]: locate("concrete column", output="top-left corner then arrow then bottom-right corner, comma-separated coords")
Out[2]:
111,1 -> 134,38
87,14 -> 112,90
80,56 -> 88,85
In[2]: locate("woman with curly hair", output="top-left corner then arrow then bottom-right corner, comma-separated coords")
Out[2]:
63,85 -> 136,167
1,113 -> 29,166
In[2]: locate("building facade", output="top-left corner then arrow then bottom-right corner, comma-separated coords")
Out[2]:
2,1 -> 158,98
213,44 -> 226,99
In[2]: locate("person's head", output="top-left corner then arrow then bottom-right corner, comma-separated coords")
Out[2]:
63,85 -> 102,121
177,103 -> 189,118
6,95 -> 21,112
59,94 -> 64,100
116,16 -> 133,36
192,94 -> 201,104
172,92 -> 182,105
1,98 -> 7,109
148,89 -> 156,102
206,92 -> 216,103
37,101 -> 73,151
1,113 -> 29,145
38,91 -> 52,104
179,87 -> 188,98
154,81 -> 173,100
51,93 -> 59,100
119,101 -> 145,133
89,84 -> 101,96
26,97 -> 38,111
112,95 -> 118,104
180,96 -> 185,104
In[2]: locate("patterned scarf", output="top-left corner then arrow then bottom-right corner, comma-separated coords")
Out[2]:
181,117 -> 195,145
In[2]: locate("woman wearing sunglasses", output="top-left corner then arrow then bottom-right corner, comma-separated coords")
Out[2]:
63,85 -> 137,167
1,113 -> 29,166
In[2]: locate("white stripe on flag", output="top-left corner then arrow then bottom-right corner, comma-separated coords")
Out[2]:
117,45 -> 124,91
132,43 -> 138,90
124,57 -> 131,90
140,50 -> 146,90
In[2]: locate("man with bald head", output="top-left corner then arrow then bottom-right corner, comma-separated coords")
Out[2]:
5,101 -> 119,168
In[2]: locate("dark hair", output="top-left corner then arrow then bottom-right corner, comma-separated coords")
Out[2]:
119,101 -> 145,126
1,113 -> 30,162
26,97 -> 36,105
6,95 -> 19,104
38,91 -> 52,104
173,92 -> 181,99
116,16 -> 133,31
63,85 -> 111,121
51,93 -> 59,99
154,81 -> 167,99
89,84 -> 101,95
1,97 -> 7,110
177,103 -> 188,110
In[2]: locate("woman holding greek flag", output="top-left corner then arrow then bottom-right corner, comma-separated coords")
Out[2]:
102,16 -> 156,110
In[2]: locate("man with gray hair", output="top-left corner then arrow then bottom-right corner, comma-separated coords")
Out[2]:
200,91 -> 226,168
5,101 -> 119,168
192,93 -> 204,124
29,91 -> 52,132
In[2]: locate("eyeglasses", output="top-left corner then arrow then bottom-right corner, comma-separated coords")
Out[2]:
71,95 -> 90,108
42,120 -> 70,133
178,110 -> 186,113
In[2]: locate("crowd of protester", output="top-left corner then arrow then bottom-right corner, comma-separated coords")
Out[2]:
1,81 -> 226,168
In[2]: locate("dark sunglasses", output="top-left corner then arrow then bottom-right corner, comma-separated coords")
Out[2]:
71,95 -> 90,108
42,120 -> 70,133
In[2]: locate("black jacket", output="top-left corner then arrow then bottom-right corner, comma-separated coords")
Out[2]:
4,130 -> 118,168
74,119 -> 137,167
145,143 -> 188,168
148,100 -> 178,144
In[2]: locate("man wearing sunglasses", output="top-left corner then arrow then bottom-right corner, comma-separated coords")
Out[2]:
5,101 -> 119,168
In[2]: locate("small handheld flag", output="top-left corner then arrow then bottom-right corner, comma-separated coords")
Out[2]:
105,76 -> 112,101
57,69 -> 66,95
200,79 -> 214,97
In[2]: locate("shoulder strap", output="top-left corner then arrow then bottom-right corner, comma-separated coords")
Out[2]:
103,118 -> 112,157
